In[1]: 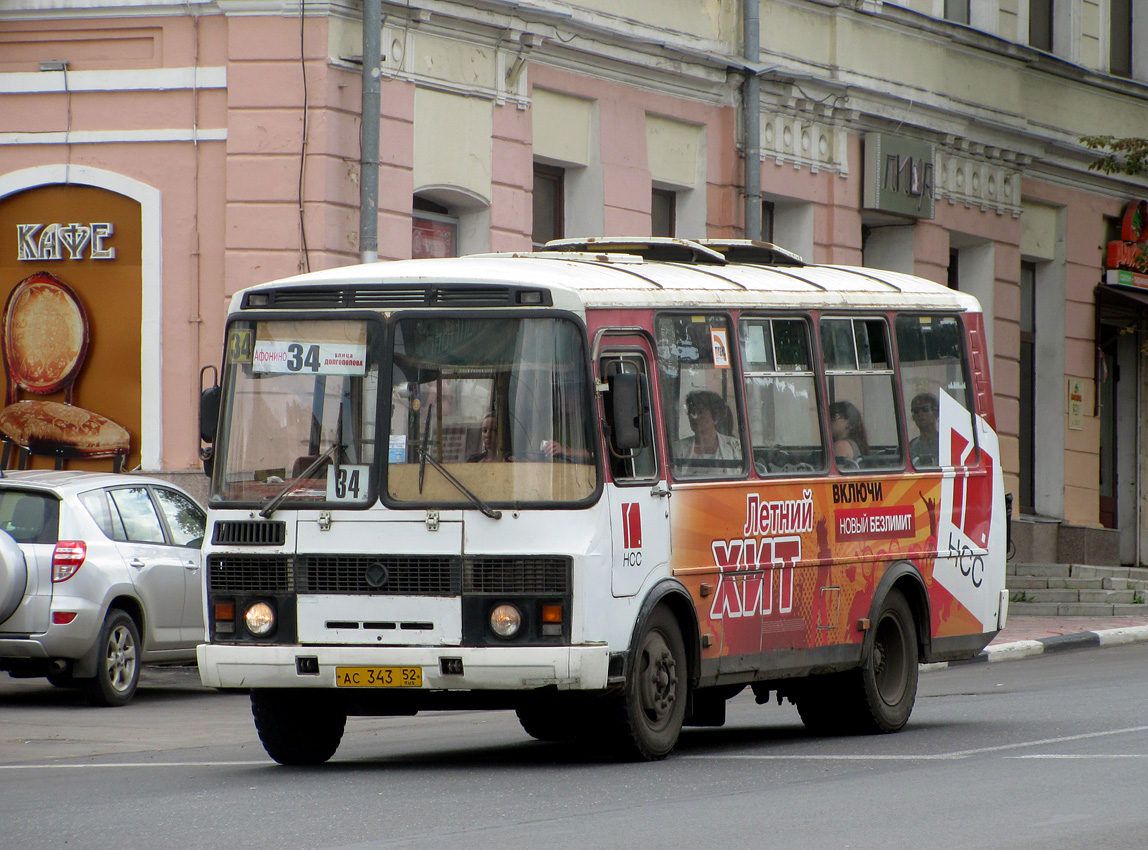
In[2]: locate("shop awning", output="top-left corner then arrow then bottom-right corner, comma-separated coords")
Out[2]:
1096,284 -> 1148,321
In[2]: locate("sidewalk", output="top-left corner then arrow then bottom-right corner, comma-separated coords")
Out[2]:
968,614 -> 1148,664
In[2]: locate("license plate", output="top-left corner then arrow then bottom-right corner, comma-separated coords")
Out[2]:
335,666 -> 422,687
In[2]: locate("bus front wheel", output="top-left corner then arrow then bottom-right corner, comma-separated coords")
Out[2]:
608,606 -> 688,760
251,690 -> 346,765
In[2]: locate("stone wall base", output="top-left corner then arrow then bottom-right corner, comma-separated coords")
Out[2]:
1010,516 -> 1120,566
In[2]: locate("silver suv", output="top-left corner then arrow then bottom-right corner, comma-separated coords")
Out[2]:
0,471 -> 206,706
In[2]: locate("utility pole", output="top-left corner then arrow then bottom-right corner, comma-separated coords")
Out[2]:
359,0 -> 382,263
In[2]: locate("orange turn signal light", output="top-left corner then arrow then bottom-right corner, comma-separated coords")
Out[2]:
541,604 -> 563,624
214,601 -> 236,620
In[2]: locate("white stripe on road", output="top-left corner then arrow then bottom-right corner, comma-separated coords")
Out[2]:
684,724 -> 1148,761
0,760 -> 269,770
1008,754 -> 1148,759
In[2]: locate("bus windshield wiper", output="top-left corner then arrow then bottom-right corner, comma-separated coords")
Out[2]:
260,408 -> 344,519
417,445 -> 502,520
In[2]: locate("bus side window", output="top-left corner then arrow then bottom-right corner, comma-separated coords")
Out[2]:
739,317 -> 825,474
820,317 -> 903,472
895,314 -> 976,469
655,314 -> 747,480
601,355 -> 657,482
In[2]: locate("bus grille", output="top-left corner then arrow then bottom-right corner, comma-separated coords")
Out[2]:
298,555 -> 460,595
212,520 -> 286,546
208,555 -> 294,593
207,554 -> 571,596
464,557 -> 570,594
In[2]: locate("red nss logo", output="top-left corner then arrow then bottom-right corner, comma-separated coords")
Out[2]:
621,502 -> 642,549
949,430 -> 992,548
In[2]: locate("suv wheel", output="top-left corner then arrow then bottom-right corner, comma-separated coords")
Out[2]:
84,609 -> 140,707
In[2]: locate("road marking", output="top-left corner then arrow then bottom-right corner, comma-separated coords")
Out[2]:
1008,754 -> 1148,759
0,760 -> 269,770
685,724 -> 1148,761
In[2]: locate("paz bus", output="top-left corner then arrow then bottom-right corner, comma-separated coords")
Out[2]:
196,237 -> 1008,764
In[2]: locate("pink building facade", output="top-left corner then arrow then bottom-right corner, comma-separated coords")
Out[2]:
2,0 -> 1147,565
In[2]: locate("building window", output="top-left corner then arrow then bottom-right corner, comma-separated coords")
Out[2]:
412,197 -> 458,259
651,189 -> 676,237
1019,261 -> 1037,512
533,164 -> 565,249
1029,0 -> 1053,50
1110,0 -> 1132,77
948,249 -> 960,290
761,200 -> 775,243
945,0 -> 970,25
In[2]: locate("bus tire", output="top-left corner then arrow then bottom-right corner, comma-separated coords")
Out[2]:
795,589 -> 918,736
609,606 -> 687,761
251,690 -> 346,765
854,587 -> 918,733
858,588 -> 918,735
515,700 -> 581,742
794,676 -> 846,735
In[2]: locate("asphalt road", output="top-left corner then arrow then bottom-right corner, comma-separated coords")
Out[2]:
1,645 -> 1146,850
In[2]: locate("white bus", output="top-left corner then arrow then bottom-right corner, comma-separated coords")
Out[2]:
197,237 -> 1007,763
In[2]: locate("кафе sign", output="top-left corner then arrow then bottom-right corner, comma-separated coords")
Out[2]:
0,184 -> 142,470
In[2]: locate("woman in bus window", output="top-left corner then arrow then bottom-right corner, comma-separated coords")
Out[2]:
829,400 -> 869,462
674,390 -> 741,462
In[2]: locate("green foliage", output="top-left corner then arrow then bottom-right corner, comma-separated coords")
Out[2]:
1081,136 -> 1148,177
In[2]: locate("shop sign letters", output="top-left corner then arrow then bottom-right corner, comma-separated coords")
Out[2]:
1106,200 -> 1148,275
16,222 -> 116,261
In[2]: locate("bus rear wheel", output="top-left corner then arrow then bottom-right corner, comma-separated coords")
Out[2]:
606,607 -> 687,761
251,690 -> 346,765
855,588 -> 918,733
799,589 -> 918,736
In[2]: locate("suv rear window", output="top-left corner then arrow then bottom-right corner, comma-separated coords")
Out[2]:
0,490 -> 60,544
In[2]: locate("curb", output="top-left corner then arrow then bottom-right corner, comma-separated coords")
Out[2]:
922,624 -> 1148,671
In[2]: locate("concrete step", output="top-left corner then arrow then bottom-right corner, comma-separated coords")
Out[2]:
1009,562 -> 1148,583
1009,588 -> 1139,604
1006,562 -> 1148,616
1102,576 -> 1148,592
1008,562 -> 1073,579
1007,599 -> 1148,617
1008,576 -> 1106,591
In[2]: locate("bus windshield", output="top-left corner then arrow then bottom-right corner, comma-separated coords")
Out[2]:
211,318 -> 382,507
387,316 -> 598,506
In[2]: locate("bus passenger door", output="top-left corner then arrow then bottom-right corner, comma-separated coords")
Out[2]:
600,347 -> 670,598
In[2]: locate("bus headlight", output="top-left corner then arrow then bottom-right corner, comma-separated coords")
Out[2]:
489,603 -> 522,638
245,601 -> 276,636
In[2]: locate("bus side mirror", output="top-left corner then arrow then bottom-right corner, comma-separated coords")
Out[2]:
609,372 -> 650,451
200,385 -> 220,443
199,366 -> 220,477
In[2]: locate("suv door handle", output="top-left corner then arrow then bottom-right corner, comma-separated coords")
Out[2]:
129,558 -> 146,568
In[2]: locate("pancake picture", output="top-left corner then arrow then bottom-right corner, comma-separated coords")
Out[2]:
4,274 -> 87,395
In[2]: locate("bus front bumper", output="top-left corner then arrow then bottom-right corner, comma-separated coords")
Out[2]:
196,643 -> 612,691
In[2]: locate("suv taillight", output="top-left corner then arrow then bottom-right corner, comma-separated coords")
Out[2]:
52,541 -> 87,582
